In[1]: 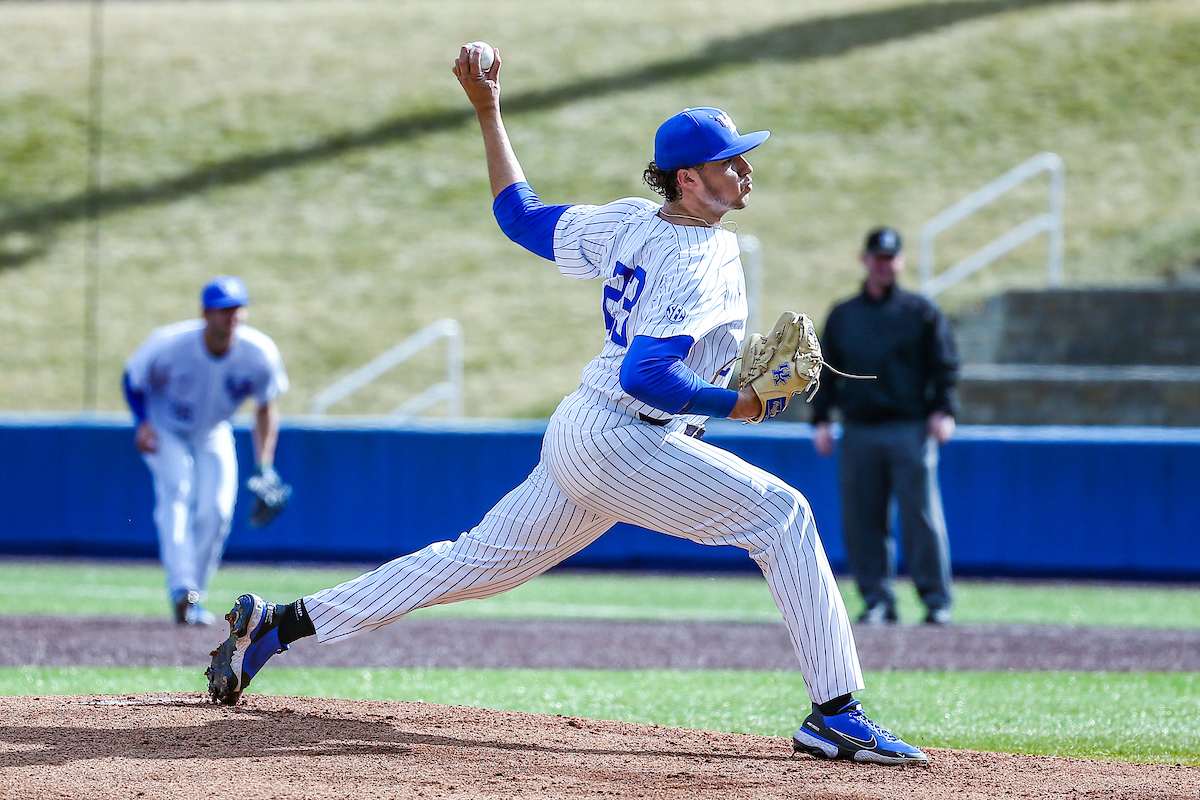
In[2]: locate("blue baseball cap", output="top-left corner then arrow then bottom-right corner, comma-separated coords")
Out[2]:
653,107 -> 770,172
201,276 -> 250,310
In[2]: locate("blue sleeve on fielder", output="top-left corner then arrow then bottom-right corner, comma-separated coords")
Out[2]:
492,182 -> 571,261
620,335 -> 739,418
122,371 -> 147,423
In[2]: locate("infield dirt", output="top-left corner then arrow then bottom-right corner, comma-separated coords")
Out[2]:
2,694 -> 1198,799
1,616 -> 1198,798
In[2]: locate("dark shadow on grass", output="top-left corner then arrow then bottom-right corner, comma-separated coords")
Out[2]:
0,0 -> 1103,268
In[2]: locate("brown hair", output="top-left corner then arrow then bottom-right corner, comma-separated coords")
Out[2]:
642,161 -> 682,202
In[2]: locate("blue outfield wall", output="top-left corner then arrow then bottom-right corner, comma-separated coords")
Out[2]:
1,413 -> 1198,580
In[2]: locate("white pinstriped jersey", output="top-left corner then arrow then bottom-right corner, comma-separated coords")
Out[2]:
125,320 -> 288,436
553,198 -> 745,425
303,192 -> 865,707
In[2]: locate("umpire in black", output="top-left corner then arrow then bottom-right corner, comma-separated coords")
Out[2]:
810,227 -> 960,626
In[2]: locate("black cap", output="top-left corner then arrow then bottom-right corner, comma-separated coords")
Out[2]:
864,227 -> 902,255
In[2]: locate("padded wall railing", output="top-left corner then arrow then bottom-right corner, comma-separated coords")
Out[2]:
2,414 -> 1197,580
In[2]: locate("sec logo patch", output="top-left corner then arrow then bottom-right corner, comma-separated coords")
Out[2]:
666,304 -> 687,323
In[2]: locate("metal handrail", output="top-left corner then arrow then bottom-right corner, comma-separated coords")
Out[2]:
919,152 -> 1064,298
308,318 -> 463,419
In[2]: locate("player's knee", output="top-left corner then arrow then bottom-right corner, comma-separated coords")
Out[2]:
762,485 -> 814,539
156,478 -> 191,505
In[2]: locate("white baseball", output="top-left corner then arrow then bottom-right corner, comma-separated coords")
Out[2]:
465,41 -> 494,71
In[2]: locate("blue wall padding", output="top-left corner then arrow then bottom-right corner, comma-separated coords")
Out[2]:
1,414 -> 1197,580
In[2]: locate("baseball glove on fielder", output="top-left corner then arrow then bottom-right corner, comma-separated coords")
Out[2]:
246,465 -> 292,528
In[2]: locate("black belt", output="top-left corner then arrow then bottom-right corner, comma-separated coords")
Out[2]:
638,413 -> 705,440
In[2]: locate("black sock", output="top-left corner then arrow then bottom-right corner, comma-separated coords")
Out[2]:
818,694 -> 855,716
275,599 -> 316,646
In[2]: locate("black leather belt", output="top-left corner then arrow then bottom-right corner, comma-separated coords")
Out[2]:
638,413 -> 705,440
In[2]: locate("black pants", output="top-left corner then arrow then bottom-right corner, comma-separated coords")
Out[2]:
837,420 -> 952,613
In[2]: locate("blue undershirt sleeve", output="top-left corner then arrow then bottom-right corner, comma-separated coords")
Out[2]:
492,182 -> 572,261
620,335 -> 739,418
122,370 -> 148,424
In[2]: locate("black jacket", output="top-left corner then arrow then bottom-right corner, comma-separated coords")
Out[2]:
809,283 -> 960,425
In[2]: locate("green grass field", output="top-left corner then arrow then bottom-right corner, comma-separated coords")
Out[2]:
3,559 -> 1200,628
2,0 -> 1198,416
2,560 -> 1198,764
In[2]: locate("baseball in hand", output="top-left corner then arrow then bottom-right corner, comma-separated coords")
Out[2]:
465,41 -> 495,71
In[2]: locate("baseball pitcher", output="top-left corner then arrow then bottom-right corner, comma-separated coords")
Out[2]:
206,46 -> 927,765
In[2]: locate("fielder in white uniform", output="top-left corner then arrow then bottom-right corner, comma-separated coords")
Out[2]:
124,276 -> 288,625
206,47 -> 927,764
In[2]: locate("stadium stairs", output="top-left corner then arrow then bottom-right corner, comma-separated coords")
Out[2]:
952,283 -> 1200,426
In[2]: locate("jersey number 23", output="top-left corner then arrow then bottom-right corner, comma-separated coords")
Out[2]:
602,261 -> 646,347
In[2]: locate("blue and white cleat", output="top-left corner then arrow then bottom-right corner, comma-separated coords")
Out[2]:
792,700 -> 929,765
205,593 -> 287,705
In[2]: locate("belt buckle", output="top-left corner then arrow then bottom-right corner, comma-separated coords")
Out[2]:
683,424 -> 705,440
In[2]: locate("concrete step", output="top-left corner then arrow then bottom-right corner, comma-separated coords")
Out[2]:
954,287 -> 1200,366
956,364 -> 1200,426
950,285 -> 1200,425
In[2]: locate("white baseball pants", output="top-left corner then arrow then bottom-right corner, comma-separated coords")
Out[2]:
142,422 -> 238,601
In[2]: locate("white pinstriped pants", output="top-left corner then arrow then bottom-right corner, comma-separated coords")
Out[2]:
306,412 -> 864,704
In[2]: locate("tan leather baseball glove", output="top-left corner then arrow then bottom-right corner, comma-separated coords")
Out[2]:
737,311 -> 825,424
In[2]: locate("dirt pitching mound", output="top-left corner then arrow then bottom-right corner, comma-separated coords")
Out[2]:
1,694 -> 1196,799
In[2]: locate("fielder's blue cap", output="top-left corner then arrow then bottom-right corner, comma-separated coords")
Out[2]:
654,107 -> 770,172
201,275 -> 251,310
